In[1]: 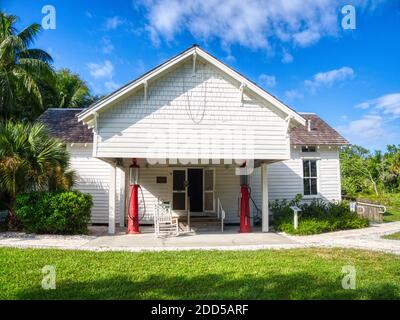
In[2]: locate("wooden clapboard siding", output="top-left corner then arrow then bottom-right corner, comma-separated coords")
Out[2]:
67,144 -> 121,224
139,165 -> 171,223
96,60 -> 289,160
251,146 -> 342,211
215,166 -> 240,223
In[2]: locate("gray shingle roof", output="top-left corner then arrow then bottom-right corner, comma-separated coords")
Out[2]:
290,113 -> 349,145
38,108 -> 93,143
39,109 -> 349,146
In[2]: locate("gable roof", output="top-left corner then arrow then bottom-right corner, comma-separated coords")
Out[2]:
77,45 -> 306,127
291,113 -> 349,145
38,108 -> 93,143
39,109 -> 348,146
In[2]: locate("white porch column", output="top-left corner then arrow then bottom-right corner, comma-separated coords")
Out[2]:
118,167 -> 126,227
261,163 -> 269,232
108,162 -> 116,234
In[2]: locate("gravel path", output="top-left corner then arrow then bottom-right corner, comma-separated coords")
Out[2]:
0,222 -> 400,254
285,221 -> 400,255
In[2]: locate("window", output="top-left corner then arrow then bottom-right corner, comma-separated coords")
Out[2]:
303,160 -> 318,195
302,146 -> 316,152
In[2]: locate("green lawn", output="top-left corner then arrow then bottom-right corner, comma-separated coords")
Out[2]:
1,247 -> 400,299
383,232 -> 400,240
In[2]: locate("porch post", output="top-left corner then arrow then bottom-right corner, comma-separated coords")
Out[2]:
109,162 -> 116,234
261,163 -> 269,232
118,167 -> 126,227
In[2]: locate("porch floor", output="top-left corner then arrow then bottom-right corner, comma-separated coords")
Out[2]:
83,225 -> 297,250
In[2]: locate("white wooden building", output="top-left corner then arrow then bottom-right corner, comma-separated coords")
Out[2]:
39,45 -> 349,234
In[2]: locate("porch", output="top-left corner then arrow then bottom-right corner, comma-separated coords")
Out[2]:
106,159 -> 272,235
84,225 -> 297,249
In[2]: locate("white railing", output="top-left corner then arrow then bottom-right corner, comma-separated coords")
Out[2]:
354,202 -> 386,223
217,198 -> 225,233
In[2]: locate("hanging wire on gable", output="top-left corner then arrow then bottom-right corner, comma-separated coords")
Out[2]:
182,62 -> 207,124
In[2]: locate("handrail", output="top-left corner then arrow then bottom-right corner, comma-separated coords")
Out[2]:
187,196 -> 191,232
356,201 -> 386,213
217,197 -> 225,233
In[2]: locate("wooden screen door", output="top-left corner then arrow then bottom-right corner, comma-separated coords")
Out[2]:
172,169 -> 187,211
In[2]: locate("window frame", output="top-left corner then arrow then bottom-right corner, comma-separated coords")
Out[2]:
301,145 -> 317,153
302,159 -> 319,197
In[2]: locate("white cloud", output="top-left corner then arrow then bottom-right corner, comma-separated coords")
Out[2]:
284,66 -> 355,99
372,93 -> 400,117
105,16 -> 125,30
304,66 -> 355,93
354,93 -> 400,117
100,38 -> 114,54
87,60 -> 114,79
281,51 -> 293,64
293,29 -> 321,47
355,102 -> 370,109
337,92 -> 400,149
140,0 -> 384,52
105,80 -> 120,92
258,74 -> 276,88
336,114 -> 400,150
285,89 -> 303,100
336,115 -> 387,148
141,0 -> 340,49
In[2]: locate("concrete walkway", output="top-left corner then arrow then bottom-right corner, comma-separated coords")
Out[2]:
1,222 -> 400,254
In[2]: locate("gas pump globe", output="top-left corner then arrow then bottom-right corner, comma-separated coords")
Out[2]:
129,163 -> 140,186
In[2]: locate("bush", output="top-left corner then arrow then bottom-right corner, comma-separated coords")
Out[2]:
271,195 -> 369,235
16,191 -> 92,234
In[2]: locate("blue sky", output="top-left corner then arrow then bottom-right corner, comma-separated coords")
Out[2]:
3,0 -> 400,150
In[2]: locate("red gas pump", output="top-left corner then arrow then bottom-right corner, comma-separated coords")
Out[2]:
239,165 -> 251,233
127,159 -> 140,234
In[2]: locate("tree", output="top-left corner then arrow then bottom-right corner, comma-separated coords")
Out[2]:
0,12 -> 54,120
340,146 -> 380,195
0,121 -> 74,228
47,68 -> 93,108
340,145 -> 400,196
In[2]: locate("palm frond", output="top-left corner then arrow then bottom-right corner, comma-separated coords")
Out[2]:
17,23 -> 41,48
17,48 -> 53,63
11,68 -> 43,106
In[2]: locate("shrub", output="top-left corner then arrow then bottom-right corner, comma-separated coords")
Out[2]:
16,191 -> 92,234
271,195 -> 369,235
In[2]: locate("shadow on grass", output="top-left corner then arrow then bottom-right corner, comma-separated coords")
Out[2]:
16,272 -> 400,300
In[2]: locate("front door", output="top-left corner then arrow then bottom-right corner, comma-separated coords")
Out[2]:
188,169 -> 203,212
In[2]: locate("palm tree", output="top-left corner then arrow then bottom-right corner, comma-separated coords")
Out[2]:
0,12 -> 54,119
0,121 -> 74,228
52,69 -> 92,108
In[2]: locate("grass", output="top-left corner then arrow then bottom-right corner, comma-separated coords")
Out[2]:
0,247 -> 400,300
383,232 -> 400,240
352,193 -> 400,222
